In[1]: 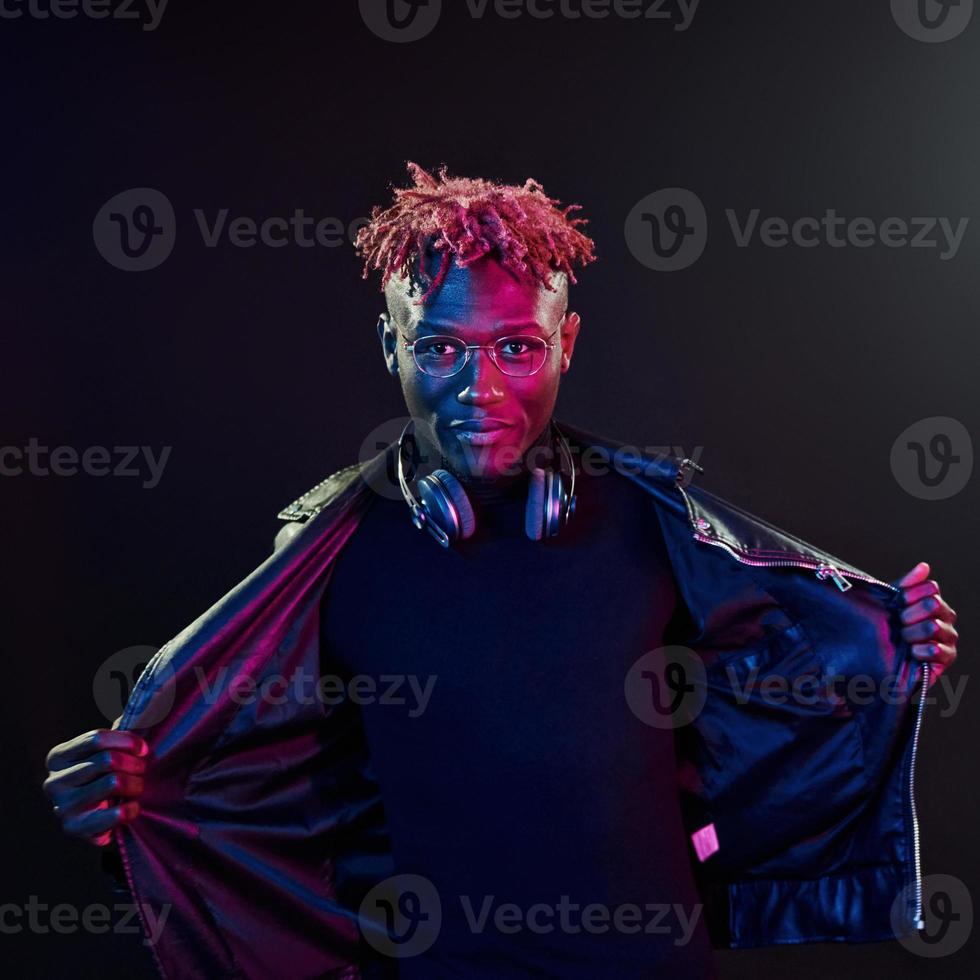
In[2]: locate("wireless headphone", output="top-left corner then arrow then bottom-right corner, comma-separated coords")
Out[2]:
396,419 -> 577,548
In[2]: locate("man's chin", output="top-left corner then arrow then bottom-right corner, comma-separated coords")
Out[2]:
443,436 -> 527,482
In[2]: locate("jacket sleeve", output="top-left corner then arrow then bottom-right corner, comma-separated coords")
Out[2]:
111,476 -> 376,980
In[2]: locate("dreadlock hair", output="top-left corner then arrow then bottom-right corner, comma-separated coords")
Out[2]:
354,161 -> 597,305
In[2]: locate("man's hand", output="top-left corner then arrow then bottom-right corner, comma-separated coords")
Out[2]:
896,561 -> 958,690
43,729 -> 148,846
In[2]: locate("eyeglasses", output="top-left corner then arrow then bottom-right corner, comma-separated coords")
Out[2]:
400,326 -> 560,379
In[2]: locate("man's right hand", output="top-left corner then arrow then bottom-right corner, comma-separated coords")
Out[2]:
43,729 -> 147,847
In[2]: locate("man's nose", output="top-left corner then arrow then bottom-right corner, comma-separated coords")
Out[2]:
456,348 -> 505,405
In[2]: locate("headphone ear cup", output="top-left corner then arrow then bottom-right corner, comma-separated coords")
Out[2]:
426,468 -> 476,540
544,469 -> 562,538
525,467 -> 546,541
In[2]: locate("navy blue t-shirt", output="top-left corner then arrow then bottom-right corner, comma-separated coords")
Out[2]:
320,462 -> 717,979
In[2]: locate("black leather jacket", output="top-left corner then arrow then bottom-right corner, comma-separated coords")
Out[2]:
110,423 -> 930,979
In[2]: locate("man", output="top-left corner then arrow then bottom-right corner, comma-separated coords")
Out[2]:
44,163 -> 959,979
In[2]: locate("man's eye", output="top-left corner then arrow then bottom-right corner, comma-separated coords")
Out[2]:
500,341 -> 530,356
420,341 -> 454,356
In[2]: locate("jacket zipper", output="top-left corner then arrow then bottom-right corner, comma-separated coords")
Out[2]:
909,660 -> 929,929
690,526 -> 898,592
678,488 -> 926,932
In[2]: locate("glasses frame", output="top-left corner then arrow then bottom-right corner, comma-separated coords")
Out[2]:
399,325 -> 562,379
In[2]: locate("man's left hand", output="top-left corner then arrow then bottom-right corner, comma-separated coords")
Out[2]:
896,561 -> 958,690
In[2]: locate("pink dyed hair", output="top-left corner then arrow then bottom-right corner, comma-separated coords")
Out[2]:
353,161 -> 597,305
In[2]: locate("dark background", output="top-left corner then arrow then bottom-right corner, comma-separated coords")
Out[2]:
2,0 -> 977,976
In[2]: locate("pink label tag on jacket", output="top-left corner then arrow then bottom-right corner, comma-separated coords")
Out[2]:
691,823 -> 719,862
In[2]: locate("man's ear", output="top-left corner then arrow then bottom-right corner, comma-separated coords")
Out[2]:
559,311 -> 581,374
377,312 -> 399,377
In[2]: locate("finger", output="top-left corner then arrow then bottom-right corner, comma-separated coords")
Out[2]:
58,771 -> 144,817
896,561 -> 931,590
46,729 -> 148,772
911,641 -> 957,669
76,801 -> 114,848
43,749 -> 146,799
901,594 -> 957,626
924,661 -> 945,692
899,579 -> 941,607
62,800 -> 140,840
902,618 -> 958,646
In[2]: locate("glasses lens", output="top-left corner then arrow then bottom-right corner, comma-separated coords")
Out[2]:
493,336 -> 549,377
413,336 -> 467,378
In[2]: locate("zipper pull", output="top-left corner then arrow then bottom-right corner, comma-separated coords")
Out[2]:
816,564 -> 853,592
676,457 -> 704,487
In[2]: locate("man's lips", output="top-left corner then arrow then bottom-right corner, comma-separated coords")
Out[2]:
449,418 -> 513,432
448,418 -> 515,445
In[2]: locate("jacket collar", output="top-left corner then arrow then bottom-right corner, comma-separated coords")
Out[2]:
276,418 -> 891,590
555,421 -> 895,591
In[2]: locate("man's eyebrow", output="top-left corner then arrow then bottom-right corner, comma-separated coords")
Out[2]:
416,318 -> 547,335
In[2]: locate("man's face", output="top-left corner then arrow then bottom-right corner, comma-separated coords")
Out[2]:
379,254 -> 581,481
